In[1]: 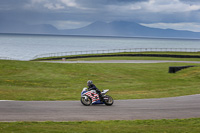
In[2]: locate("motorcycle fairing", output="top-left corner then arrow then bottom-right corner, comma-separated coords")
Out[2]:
84,91 -> 100,103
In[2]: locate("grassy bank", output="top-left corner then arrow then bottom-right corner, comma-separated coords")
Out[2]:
0,118 -> 200,133
0,60 -> 200,100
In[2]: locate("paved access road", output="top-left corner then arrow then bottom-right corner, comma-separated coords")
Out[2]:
41,60 -> 200,63
0,94 -> 200,122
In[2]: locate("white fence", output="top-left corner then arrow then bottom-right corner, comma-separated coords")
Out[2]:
32,48 -> 200,60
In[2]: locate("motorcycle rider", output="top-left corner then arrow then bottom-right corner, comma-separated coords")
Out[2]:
87,80 -> 102,100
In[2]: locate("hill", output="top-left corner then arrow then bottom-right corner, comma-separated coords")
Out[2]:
62,21 -> 200,38
1,20 -> 200,38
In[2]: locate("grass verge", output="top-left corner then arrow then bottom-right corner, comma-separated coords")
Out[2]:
0,60 -> 200,100
0,118 -> 200,133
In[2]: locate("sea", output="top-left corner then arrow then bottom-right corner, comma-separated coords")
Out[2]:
0,33 -> 200,60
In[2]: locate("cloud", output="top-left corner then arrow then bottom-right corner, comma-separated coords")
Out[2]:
44,3 -> 65,10
1,0 -> 200,31
141,22 -> 200,32
31,0 -> 47,3
60,0 -> 78,8
49,20 -> 90,29
25,0 -> 82,10
0,0 -> 29,10
109,0 -> 200,13
144,0 -> 200,12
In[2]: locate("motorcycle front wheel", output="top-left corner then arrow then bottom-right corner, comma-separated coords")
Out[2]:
80,96 -> 92,106
103,95 -> 114,106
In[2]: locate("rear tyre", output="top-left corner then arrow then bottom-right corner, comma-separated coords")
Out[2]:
103,95 -> 114,106
80,96 -> 92,106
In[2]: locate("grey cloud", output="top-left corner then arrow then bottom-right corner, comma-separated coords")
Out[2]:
0,0 -> 200,30
0,0 -> 29,10
180,0 -> 200,2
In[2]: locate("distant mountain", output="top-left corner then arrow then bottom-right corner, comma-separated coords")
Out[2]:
0,20 -> 59,34
62,21 -> 200,39
1,20 -> 200,38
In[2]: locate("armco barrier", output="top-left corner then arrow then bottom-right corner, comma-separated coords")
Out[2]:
33,54 -> 200,61
32,48 -> 200,60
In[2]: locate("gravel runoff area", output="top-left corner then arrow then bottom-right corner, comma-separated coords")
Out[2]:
0,94 -> 200,122
40,60 -> 200,63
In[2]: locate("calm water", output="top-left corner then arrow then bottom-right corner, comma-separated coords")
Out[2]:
0,34 -> 200,60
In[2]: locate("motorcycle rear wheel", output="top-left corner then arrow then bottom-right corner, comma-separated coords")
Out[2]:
81,96 -> 92,106
103,95 -> 114,106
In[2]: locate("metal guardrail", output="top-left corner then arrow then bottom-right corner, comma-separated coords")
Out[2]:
32,48 -> 200,60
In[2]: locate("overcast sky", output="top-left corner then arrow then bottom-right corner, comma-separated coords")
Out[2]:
1,0 -> 200,32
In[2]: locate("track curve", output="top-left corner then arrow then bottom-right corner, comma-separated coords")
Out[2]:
0,94 -> 200,122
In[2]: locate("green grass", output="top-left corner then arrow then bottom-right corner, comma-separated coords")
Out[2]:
0,60 -> 200,100
0,118 -> 200,133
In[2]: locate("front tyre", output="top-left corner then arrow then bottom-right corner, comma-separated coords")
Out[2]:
81,96 -> 92,106
103,95 -> 114,106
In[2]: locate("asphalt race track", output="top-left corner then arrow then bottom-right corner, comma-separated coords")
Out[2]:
0,94 -> 200,122
41,60 -> 200,64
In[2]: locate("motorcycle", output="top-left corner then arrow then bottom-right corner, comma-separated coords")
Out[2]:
80,87 -> 114,106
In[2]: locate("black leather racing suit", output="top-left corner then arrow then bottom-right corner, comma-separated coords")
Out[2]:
88,84 -> 102,99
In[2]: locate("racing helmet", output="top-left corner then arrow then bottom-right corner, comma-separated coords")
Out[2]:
87,80 -> 93,86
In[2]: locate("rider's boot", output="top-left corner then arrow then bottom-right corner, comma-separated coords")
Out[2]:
99,94 -> 103,102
